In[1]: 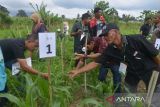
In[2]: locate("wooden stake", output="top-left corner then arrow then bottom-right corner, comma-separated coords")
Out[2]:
146,71 -> 159,107
84,28 -> 89,94
61,38 -> 64,73
48,58 -> 53,107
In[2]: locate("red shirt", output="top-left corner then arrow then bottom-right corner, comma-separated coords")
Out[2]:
89,16 -> 106,37
90,16 -> 106,28
93,37 -> 108,53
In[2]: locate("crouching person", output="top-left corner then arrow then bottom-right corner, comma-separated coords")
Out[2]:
0,34 -> 49,93
69,23 -> 160,106
75,37 -> 121,93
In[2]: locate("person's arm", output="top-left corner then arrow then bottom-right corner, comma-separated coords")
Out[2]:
70,29 -> 82,37
140,25 -> 143,32
69,61 -> 100,78
70,22 -> 82,37
153,55 -> 160,72
87,53 -> 101,59
137,36 -> 160,68
138,36 -> 159,57
75,53 -> 101,59
17,58 -> 48,79
153,55 -> 160,65
38,24 -> 47,32
69,46 -> 110,78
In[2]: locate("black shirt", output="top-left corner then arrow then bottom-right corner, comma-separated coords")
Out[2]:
95,35 -> 159,75
71,21 -> 83,53
0,39 -> 25,63
140,24 -> 151,37
71,21 -> 89,53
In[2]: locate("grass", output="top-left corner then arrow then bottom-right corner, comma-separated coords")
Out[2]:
0,17 -> 143,107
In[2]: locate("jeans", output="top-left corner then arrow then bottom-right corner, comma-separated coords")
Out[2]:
98,64 -> 121,93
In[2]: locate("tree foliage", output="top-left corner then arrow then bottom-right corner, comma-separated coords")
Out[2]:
29,2 -> 63,30
139,10 -> 157,20
0,5 -> 12,28
0,4 -> 9,15
94,0 -> 119,23
16,9 -> 28,17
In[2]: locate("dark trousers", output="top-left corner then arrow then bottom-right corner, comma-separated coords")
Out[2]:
125,70 -> 160,107
125,71 -> 152,92
98,64 -> 121,93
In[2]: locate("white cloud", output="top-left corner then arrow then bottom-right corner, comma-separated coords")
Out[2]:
54,0 -> 94,9
49,7 -> 88,18
117,10 -> 142,18
108,0 -> 160,10
1,0 -> 160,18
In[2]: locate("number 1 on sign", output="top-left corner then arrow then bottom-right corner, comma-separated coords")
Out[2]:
46,44 -> 52,54
39,33 -> 56,58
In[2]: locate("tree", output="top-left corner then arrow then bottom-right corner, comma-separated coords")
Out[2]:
139,10 -> 155,19
0,5 -> 12,28
0,5 -> 9,15
122,14 -> 131,24
94,0 -> 119,23
106,8 -> 118,22
29,2 -> 62,30
0,11 -> 13,28
77,13 -> 80,19
75,13 -> 81,22
95,1 -> 109,12
61,15 -> 65,19
16,9 -> 27,17
156,11 -> 160,14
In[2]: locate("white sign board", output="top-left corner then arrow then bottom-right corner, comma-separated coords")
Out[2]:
155,39 -> 160,50
39,33 -> 56,58
12,57 -> 32,75
119,62 -> 127,75
12,62 -> 20,75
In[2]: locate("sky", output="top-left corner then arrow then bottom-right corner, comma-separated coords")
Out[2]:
0,0 -> 160,18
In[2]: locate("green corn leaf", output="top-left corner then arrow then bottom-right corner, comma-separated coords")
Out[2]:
80,98 -> 103,107
0,93 -> 25,107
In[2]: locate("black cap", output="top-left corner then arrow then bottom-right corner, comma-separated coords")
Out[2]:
94,7 -> 102,13
99,23 -> 119,36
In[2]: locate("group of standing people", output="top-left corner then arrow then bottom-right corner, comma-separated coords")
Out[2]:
71,7 -> 122,93
140,14 -> 160,43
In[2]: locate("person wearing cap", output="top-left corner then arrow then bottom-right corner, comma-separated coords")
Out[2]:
140,17 -> 152,37
90,7 -> 106,37
71,13 -> 91,66
30,12 -> 48,35
69,23 -> 160,94
151,13 -> 160,43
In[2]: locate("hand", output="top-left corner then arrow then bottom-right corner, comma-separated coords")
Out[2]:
68,70 -> 79,78
77,29 -> 82,35
41,73 -> 49,79
74,56 -> 81,60
75,53 -> 85,58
